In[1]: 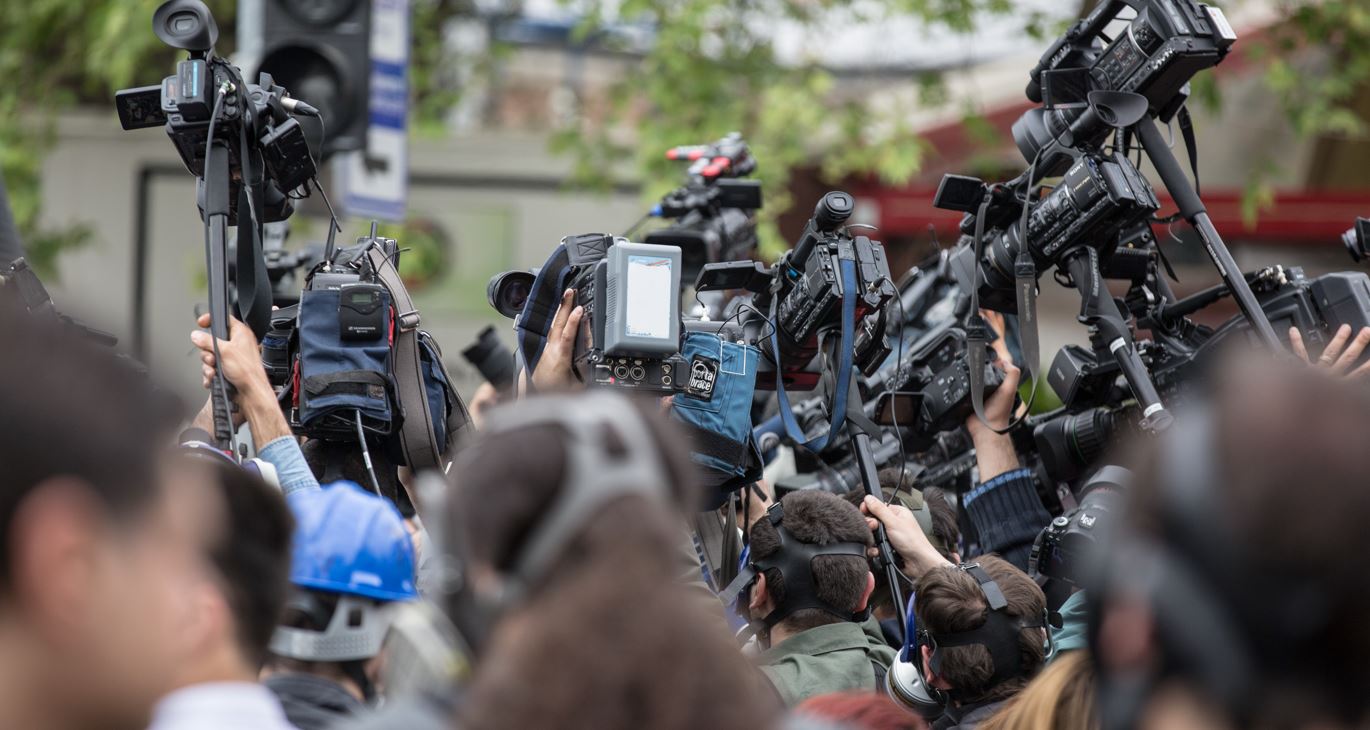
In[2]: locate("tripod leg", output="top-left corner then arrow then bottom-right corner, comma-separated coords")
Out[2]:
1135,117 -> 1281,350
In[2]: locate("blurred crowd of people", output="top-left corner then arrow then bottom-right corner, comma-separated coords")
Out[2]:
4,281 -> 1370,730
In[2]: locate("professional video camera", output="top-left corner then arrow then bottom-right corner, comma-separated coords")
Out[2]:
699,190 -> 910,627
1006,0 -> 1281,358
565,234 -> 686,392
114,0 -> 319,222
114,0 -> 328,449
1016,0 -> 1237,174
261,223 -> 471,482
641,133 -> 763,284
699,192 -> 894,390
937,153 -> 1171,434
869,326 -> 1006,451
939,153 -> 1159,313
1029,254 -> 1370,492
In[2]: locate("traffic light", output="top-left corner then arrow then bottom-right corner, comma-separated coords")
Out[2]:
252,0 -> 371,160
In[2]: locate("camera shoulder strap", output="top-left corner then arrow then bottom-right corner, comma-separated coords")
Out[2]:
1178,106 -> 1200,198
366,246 -> 441,471
235,107 -> 272,339
968,196 -> 1037,435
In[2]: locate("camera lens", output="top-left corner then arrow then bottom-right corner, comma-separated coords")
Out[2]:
1034,407 -> 1117,483
1342,218 -> 1369,263
487,271 -> 536,319
462,325 -> 515,391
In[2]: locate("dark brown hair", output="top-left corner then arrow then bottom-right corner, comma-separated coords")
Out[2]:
0,298 -> 181,592
453,396 -> 779,730
922,487 -> 960,560
749,489 -> 874,632
914,555 -> 1046,705
180,451 -> 295,667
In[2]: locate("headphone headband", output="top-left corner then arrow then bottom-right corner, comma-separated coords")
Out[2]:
719,501 -> 873,627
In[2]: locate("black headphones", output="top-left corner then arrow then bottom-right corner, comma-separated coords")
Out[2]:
915,564 -> 1050,698
719,501 -> 873,629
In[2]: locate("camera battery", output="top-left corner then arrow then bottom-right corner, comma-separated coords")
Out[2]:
169,59 -> 212,121
338,283 -> 388,341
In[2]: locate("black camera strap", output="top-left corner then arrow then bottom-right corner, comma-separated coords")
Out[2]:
1177,106 -> 1201,199
234,101 -> 271,339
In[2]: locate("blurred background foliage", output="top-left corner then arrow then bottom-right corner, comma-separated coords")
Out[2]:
1,0 -> 1365,276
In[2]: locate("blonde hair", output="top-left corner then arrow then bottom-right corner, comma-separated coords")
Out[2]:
977,652 -> 1097,730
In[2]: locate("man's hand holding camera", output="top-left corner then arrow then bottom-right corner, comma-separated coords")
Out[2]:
191,312 -> 292,444
860,495 -> 952,581
530,288 -> 586,392
965,356 -> 1022,482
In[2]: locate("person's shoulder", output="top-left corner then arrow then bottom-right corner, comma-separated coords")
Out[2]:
328,695 -> 455,730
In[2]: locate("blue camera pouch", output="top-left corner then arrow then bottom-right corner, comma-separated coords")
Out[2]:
297,287 -> 395,431
671,332 -> 761,499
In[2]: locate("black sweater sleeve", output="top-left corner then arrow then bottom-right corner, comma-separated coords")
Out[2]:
962,468 -> 1050,572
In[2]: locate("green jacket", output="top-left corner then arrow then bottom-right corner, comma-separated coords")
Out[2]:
757,620 -> 898,706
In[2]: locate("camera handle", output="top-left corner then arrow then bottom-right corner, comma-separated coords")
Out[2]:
1062,247 -> 1172,434
850,426 -> 909,632
1134,116 -> 1282,351
203,140 -> 237,449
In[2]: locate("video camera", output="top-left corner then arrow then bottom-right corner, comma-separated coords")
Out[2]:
1016,0 -> 1237,173
643,133 -> 764,282
261,223 -> 470,479
938,152 -> 1160,313
698,192 -> 894,390
869,326 -> 1006,451
564,234 -> 687,393
113,0 -> 327,448
114,0 -> 318,224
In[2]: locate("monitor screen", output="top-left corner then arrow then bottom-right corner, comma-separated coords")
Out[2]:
625,254 -> 674,340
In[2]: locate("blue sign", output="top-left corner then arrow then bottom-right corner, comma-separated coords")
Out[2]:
341,0 -> 410,222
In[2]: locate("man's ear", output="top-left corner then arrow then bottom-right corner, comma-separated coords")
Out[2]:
748,572 -> 770,614
854,571 -> 876,612
921,644 -> 953,691
180,576 -> 226,658
9,479 -> 104,643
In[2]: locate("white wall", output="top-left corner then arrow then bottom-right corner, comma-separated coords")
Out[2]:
37,111 -> 643,403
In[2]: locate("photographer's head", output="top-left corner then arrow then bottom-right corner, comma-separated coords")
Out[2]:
170,448 -> 295,677
445,392 -> 778,730
914,556 -> 1048,708
0,299 -> 193,730
1092,358 -> 1370,730
443,391 -> 699,644
301,438 -> 404,509
263,481 -> 416,721
746,490 -> 876,643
